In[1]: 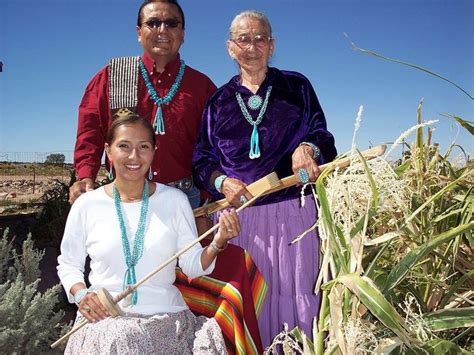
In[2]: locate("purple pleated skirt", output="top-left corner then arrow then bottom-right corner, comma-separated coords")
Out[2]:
229,196 -> 321,349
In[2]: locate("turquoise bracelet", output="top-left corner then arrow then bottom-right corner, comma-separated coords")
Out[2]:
214,174 -> 228,193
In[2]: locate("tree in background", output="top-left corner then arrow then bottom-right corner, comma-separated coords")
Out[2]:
45,154 -> 65,165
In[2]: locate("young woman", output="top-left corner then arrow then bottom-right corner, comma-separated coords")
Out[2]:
58,114 -> 239,353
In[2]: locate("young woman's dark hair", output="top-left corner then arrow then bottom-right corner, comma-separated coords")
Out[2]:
106,114 -> 156,146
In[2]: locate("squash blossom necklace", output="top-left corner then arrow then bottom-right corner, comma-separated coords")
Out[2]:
139,59 -> 186,135
113,180 -> 149,307
235,85 -> 272,159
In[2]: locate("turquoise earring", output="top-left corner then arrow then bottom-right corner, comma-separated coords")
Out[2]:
108,164 -> 114,180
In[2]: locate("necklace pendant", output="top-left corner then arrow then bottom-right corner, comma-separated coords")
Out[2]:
154,106 -> 165,135
247,94 -> 263,110
249,124 -> 261,159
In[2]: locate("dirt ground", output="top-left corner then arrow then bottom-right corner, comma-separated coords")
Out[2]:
0,175 -> 70,200
0,163 -> 107,209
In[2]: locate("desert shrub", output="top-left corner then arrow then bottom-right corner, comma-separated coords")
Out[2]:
31,172 -> 74,249
0,229 -> 70,353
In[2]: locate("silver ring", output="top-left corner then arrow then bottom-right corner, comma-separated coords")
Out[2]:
83,305 -> 92,313
297,168 -> 310,184
226,228 -> 233,233
239,195 -> 248,205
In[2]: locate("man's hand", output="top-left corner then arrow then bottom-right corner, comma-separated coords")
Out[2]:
68,178 -> 95,204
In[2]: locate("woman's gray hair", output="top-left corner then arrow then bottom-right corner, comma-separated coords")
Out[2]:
229,10 -> 272,37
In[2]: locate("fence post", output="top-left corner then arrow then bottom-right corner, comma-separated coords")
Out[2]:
32,166 -> 36,195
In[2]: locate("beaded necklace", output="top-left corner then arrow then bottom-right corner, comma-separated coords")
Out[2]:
235,85 -> 272,159
139,59 -> 186,135
113,180 -> 149,307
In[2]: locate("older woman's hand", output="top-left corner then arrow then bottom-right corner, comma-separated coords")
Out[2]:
292,145 -> 321,184
221,177 -> 253,208
79,292 -> 110,322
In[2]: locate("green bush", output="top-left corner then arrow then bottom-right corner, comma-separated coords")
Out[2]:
0,229 -> 70,353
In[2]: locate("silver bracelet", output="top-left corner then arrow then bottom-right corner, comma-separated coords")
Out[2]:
209,240 -> 227,252
299,142 -> 321,160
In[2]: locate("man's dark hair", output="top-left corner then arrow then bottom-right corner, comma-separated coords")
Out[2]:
137,0 -> 185,29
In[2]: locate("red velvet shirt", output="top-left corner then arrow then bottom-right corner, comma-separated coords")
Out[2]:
74,53 -> 216,183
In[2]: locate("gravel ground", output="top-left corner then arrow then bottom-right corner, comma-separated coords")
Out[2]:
0,175 -> 70,206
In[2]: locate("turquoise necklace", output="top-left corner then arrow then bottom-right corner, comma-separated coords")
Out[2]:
236,85 -> 272,159
139,59 -> 186,135
113,180 -> 149,307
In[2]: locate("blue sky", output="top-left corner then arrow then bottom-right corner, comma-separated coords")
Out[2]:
1,0 -> 473,163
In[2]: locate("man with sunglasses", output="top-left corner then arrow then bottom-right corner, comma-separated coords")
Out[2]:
70,0 -> 215,209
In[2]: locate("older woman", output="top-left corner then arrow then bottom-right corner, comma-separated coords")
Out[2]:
193,11 -> 337,347
57,114 -> 240,353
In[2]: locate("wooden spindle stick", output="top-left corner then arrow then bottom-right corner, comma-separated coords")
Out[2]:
193,144 -> 387,217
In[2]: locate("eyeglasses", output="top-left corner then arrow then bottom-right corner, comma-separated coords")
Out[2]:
231,34 -> 272,48
141,19 -> 181,30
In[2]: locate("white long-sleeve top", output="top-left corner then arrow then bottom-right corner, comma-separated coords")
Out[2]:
57,183 -> 215,315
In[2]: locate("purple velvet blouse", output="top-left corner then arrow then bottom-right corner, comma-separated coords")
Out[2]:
192,67 -> 337,205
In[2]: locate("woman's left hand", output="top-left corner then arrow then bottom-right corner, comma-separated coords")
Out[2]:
292,145 -> 321,184
214,209 -> 241,247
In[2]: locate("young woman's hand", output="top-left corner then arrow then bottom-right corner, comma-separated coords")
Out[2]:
214,209 -> 241,247
79,292 -> 110,322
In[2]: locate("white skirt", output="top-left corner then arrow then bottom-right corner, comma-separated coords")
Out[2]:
65,310 -> 227,354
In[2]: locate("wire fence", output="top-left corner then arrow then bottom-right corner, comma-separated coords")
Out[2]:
0,156 -> 108,211
0,151 -> 74,164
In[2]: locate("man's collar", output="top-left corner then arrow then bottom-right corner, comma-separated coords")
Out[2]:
141,52 -> 181,76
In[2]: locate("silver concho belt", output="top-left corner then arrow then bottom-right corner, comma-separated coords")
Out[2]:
167,176 -> 193,192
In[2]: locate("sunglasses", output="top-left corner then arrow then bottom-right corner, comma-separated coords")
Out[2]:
142,19 -> 181,30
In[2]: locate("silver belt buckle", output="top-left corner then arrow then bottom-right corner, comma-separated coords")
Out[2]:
176,177 -> 193,191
